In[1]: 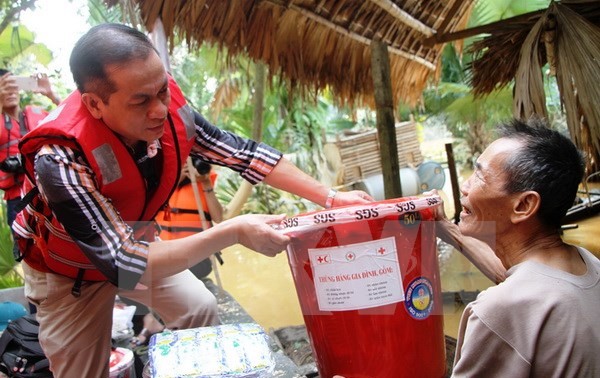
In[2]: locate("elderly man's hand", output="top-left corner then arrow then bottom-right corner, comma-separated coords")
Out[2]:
423,189 -> 448,221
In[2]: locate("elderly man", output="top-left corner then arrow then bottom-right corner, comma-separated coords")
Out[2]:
335,118 -> 600,378
445,118 -> 600,376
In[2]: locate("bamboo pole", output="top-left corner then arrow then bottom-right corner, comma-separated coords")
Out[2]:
368,0 -> 435,36
187,157 -> 224,296
149,18 -> 171,72
445,143 -> 461,224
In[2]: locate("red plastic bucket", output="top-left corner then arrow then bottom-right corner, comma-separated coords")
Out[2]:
109,347 -> 135,378
280,195 -> 445,378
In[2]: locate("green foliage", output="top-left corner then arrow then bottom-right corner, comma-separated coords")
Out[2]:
0,270 -> 24,288
0,24 -> 52,67
440,44 -> 467,84
470,0 -> 551,27
444,88 -> 513,130
0,0 -> 39,34
171,45 -> 222,113
88,0 -> 124,24
0,200 -> 23,288
211,81 -> 343,215
422,81 -> 471,115
215,168 -> 317,217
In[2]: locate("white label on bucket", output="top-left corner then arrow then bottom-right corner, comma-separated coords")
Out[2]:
308,236 -> 404,311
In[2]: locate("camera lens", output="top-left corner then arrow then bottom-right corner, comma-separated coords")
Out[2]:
0,155 -> 24,173
191,157 -> 211,175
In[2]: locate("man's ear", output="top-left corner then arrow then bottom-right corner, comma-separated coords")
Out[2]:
511,191 -> 540,224
80,93 -> 103,119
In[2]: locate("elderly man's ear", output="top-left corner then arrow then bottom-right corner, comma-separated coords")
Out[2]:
511,191 -> 541,224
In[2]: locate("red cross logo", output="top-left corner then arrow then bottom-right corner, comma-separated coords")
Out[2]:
378,247 -> 386,255
346,252 -> 355,261
317,255 -> 330,264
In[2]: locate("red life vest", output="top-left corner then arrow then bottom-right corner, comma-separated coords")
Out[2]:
157,172 -> 217,239
0,106 -> 48,192
13,77 -> 196,282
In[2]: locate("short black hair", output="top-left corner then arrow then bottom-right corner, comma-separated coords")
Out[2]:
69,23 -> 159,102
0,68 -> 10,76
499,118 -> 584,228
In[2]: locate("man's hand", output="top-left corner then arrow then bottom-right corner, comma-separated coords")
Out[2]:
231,213 -> 290,257
329,190 -> 374,208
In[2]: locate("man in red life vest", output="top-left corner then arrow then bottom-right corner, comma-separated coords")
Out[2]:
0,69 -> 60,226
12,23 -> 373,377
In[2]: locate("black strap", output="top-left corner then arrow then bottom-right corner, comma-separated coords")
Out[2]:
2,111 -> 28,150
19,111 -> 28,136
3,114 -> 13,156
31,357 -> 50,372
71,269 -> 85,297
214,251 -> 224,265
14,186 -> 39,214
132,141 -> 161,198
161,225 -> 204,233
169,207 -> 212,220
3,114 -> 12,131
0,326 -> 14,356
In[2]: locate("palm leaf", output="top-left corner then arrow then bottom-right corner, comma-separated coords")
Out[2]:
552,3 -> 600,172
0,24 -> 52,65
512,14 -> 547,119
471,0 -> 551,27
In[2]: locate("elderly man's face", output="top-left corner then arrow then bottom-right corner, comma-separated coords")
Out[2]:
458,137 -> 523,245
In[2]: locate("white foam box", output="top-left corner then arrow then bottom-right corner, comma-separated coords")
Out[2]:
147,323 -> 275,378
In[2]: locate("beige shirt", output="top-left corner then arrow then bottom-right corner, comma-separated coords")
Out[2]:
452,247 -> 600,378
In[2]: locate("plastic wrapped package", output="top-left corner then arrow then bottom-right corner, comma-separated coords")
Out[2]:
280,195 -> 446,378
147,323 -> 275,378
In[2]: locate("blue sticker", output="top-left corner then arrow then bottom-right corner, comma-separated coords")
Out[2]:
404,277 -> 434,320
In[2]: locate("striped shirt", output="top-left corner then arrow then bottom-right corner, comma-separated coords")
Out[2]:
33,111 -> 282,289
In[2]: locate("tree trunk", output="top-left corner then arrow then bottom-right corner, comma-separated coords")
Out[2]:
371,40 -> 402,199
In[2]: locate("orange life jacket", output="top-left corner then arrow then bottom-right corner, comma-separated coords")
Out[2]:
157,172 -> 217,239
13,77 -> 196,283
0,106 -> 47,191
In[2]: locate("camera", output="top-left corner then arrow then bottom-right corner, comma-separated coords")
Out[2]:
191,157 -> 211,175
0,155 -> 24,173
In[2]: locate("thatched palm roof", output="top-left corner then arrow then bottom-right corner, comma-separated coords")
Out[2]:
465,0 -> 600,173
107,0 -> 475,107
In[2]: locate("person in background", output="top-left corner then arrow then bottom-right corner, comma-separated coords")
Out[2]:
336,118 -> 600,377
158,156 -> 224,279
12,23 -> 372,377
0,70 -> 60,226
